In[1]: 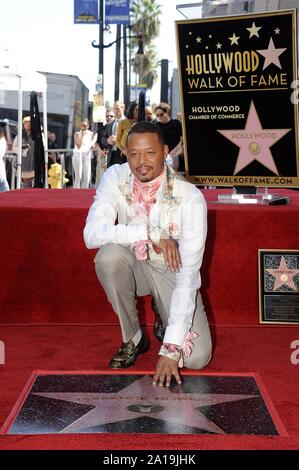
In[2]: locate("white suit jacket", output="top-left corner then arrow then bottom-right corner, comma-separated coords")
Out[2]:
84,163 -> 207,347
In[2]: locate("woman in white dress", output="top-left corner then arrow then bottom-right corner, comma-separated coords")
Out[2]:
72,120 -> 97,188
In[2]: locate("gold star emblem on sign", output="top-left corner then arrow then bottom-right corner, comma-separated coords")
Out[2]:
229,33 -> 240,45
246,22 -> 262,38
266,257 -> 299,291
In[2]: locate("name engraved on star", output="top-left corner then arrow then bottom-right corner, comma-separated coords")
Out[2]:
0,340 -> 4,365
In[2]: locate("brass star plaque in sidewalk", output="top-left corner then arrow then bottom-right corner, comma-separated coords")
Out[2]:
1,371 -> 286,436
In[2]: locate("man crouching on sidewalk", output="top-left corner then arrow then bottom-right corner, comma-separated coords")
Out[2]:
83,121 -> 212,387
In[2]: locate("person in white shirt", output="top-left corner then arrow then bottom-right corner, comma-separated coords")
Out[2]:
0,123 -> 9,192
84,121 -> 211,387
72,120 -> 97,188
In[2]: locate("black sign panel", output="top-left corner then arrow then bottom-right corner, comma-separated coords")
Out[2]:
176,10 -> 299,187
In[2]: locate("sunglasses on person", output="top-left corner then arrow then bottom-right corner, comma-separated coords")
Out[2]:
106,114 -> 114,118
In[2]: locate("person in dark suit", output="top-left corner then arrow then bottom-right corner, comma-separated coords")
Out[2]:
93,109 -> 115,186
101,100 -> 126,167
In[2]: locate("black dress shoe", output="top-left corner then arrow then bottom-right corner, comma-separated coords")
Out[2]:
109,333 -> 149,369
151,298 -> 166,343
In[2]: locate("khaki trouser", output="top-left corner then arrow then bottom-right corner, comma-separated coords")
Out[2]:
94,244 -> 212,369
95,153 -> 107,188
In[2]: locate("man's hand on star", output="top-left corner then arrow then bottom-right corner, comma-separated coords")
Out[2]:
157,236 -> 181,272
153,356 -> 182,388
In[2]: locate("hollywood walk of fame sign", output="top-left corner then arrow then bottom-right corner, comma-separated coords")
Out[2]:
2,373 -> 284,436
176,10 -> 299,187
259,249 -> 299,324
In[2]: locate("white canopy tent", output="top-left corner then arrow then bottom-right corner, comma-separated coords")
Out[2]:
0,49 -> 48,189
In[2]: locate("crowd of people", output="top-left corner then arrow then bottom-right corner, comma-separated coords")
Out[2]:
0,116 -> 54,191
0,100 -> 184,192
1,105 -> 210,383
0,116 -> 37,191
72,100 -> 184,190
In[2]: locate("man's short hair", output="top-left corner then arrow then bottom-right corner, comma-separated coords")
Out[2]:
127,121 -> 165,146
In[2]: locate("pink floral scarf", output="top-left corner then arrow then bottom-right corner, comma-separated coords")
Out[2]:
130,169 -> 165,260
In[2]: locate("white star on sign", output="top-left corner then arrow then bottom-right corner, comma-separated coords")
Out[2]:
257,37 -> 286,70
216,43 -> 222,49
217,101 -> 291,175
246,22 -> 262,38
